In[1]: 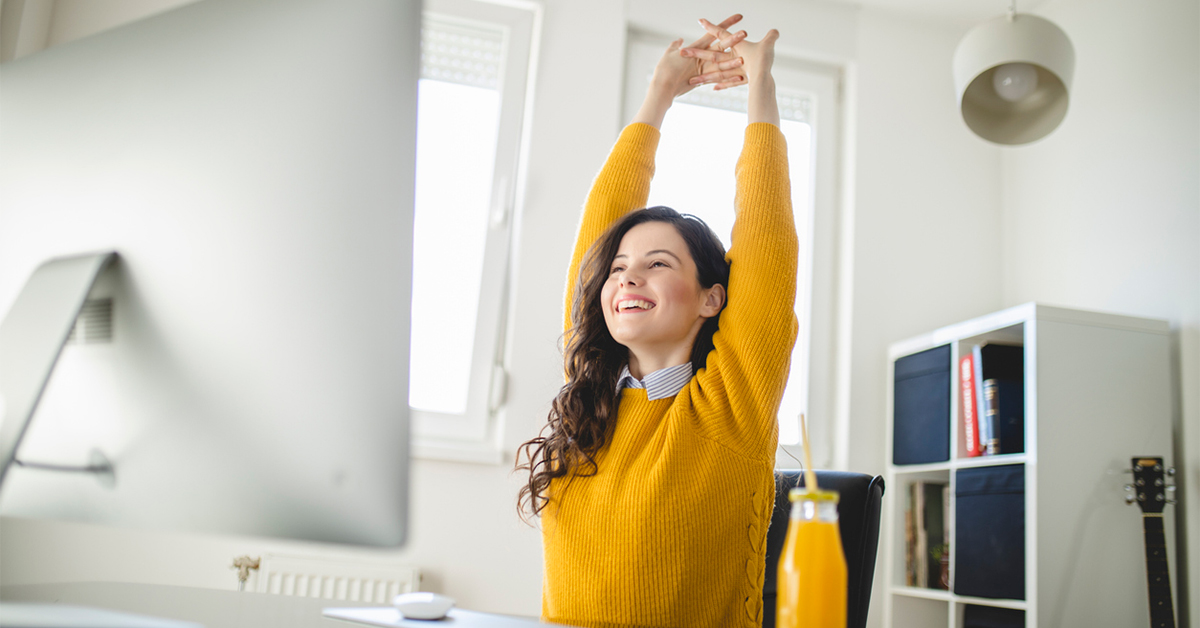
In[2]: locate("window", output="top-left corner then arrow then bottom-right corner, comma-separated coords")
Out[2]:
623,31 -> 845,462
409,0 -> 537,460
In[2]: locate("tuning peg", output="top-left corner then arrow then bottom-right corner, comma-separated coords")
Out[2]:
1125,494 -> 1138,505
1168,467 -> 1176,477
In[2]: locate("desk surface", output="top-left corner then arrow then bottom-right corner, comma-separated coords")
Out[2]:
324,607 -> 577,628
0,583 -> 560,628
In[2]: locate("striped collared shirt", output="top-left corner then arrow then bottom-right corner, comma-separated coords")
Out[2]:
616,362 -> 693,401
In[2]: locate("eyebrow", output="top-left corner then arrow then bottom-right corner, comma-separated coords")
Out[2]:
613,249 -> 682,263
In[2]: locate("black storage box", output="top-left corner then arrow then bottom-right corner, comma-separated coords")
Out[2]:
963,604 -> 1024,628
955,464 -> 1025,600
892,344 -> 951,465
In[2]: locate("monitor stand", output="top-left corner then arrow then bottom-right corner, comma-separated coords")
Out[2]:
0,251 -> 118,488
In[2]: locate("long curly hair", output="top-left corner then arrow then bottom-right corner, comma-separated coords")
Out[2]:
515,207 -> 729,521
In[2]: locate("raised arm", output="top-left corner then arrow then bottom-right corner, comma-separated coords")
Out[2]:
563,15 -> 747,331
562,125 -> 657,333
682,23 -> 798,458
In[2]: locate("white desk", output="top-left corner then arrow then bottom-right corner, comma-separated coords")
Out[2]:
0,583 -> 564,628
323,607 -> 575,627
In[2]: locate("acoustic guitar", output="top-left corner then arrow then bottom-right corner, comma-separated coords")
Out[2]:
1126,457 -> 1176,628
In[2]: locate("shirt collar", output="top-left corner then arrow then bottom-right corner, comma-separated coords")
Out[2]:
616,362 -> 693,400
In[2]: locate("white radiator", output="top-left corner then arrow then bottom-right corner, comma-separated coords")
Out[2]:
254,554 -> 420,604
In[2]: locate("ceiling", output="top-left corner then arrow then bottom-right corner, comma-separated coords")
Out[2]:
830,0 -> 1054,29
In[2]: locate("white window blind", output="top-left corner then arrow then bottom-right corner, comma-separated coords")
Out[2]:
420,20 -> 504,89
674,82 -> 814,125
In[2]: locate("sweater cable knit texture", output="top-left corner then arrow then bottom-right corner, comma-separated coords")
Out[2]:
542,122 -> 798,628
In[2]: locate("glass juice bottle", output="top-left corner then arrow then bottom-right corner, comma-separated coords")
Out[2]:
777,488 -> 847,628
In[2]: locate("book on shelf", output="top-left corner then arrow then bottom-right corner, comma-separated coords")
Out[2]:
904,480 -> 949,590
904,490 -> 916,587
983,378 -> 1025,455
906,482 -> 924,586
923,482 -> 948,590
942,483 -> 950,588
971,345 -> 990,455
971,343 -> 1024,456
959,354 -> 982,457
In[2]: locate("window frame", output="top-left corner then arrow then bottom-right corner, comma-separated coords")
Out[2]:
410,0 -> 539,462
622,30 -> 848,469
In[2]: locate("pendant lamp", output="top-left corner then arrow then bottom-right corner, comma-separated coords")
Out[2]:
953,4 -> 1075,145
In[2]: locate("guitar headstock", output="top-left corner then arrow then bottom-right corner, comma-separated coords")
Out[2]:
1126,457 -> 1175,514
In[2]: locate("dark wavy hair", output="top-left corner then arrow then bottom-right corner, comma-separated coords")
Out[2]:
515,207 -> 730,521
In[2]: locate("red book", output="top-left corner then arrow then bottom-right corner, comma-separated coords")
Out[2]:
959,354 -> 982,456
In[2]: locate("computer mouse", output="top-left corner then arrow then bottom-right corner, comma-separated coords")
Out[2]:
392,592 -> 455,620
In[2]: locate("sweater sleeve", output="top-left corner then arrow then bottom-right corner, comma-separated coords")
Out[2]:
563,123 -> 660,333
689,123 -> 798,459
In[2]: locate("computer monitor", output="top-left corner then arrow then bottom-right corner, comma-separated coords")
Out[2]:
0,0 -> 418,547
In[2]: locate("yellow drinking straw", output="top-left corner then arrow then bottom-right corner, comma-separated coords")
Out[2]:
800,413 -> 818,491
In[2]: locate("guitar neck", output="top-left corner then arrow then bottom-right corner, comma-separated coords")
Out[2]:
1143,514 -> 1176,628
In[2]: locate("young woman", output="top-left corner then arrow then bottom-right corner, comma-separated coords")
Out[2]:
516,15 -> 798,628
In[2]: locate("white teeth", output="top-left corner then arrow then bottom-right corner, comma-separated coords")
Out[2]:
618,299 -> 654,311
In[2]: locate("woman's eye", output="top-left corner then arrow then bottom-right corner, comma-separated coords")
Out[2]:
650,261 -> 668,268
609,266 -> 624,274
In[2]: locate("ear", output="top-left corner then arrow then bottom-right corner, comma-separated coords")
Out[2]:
700,283 -> 726,318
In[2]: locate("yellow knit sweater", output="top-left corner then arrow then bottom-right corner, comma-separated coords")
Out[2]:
542,122 -> 797,628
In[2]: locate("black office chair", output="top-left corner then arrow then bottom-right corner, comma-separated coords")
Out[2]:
763,470 -> 885,628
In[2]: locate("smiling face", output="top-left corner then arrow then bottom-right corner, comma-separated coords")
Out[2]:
600,221 -> 724,373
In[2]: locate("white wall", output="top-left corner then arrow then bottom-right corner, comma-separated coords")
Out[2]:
847,8 -> 1006,473
1000,0 -> 1200,619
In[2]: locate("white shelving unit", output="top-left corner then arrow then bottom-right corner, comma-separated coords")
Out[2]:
882,303 -> 1174,628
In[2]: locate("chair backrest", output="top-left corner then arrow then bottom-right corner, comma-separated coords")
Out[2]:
763,470 -> 885,628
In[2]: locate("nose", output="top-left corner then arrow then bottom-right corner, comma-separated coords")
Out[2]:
617,267 -> 641,287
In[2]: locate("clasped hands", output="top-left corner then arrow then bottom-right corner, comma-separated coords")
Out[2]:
649,14 -> 779,99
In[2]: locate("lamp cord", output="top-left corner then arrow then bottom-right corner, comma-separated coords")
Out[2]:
1008,0 -> 1017,20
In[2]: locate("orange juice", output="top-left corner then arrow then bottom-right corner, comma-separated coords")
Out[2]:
777,488 -> 847,628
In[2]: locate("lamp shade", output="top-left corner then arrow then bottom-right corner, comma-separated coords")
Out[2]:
953,14 -> 1075,145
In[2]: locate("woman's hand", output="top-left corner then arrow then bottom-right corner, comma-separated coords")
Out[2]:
647,16 -> 747,98
684,19 -> 781,126
648,35 -> 745,99
631,14 -> 745,128
683,19 -> 779,90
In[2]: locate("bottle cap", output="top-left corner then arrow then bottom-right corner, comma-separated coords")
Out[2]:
788,488 -> 840,504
